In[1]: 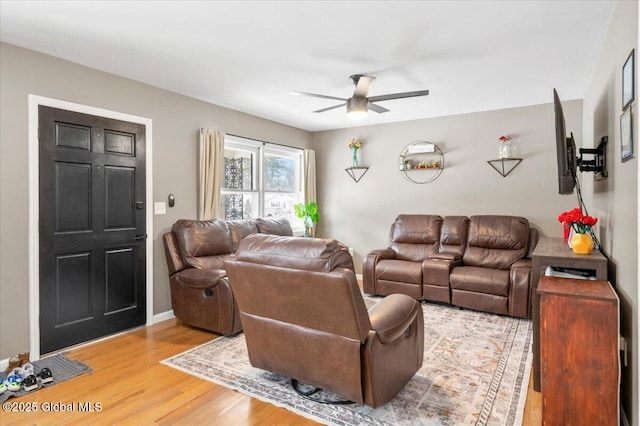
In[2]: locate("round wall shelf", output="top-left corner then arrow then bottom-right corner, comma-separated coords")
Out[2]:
398,140 -> 444,184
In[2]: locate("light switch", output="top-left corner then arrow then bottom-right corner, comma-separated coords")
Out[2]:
154,202 -> 166,215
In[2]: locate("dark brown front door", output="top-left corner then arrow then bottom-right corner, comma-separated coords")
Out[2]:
39,106 -> 146,354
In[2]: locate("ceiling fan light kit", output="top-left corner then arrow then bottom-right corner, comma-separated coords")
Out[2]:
346,97 -> 369,119
292,74 -> 429,119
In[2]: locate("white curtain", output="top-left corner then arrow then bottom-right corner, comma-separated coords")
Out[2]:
303,149 -> 317,205
198,129 -> 225,220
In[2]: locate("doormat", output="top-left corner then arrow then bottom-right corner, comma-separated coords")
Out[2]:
1,353 -> 92,403
162,301 -> 532,425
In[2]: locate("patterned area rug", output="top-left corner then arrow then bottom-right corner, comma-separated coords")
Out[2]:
162,300 -> 532,426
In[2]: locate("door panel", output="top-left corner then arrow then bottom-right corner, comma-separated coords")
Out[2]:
55,252 -> 93,325
105,247 -> 137,313
55,162 -> 92,232
55,122 -> 91,150
105,166 -> 135,229
105,130 -> 135,156
39,106 -> 146,354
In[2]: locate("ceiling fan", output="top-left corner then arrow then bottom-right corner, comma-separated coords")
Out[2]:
291,74 -> 429,119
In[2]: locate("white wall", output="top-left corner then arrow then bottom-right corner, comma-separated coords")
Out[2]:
312,102 -> 583,271
581,1 -> 638,423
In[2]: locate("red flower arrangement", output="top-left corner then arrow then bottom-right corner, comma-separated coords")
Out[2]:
558,208 -> 598,237
499,135 -> 510,142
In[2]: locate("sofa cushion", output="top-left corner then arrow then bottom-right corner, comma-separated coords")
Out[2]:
463,216 -> 529,270
255,217 -> 294,236
235,233 -> 354,272
439,216 -> 470,258
376,259 -> 422,285
450,266 -> 510,296
389,215 -> 442,262
172,219 -> 234,266
227,220 -> 259,250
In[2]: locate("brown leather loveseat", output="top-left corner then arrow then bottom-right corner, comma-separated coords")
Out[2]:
363,215 -> 537,319
162,217 -> 293,335
225,233 -> 424,408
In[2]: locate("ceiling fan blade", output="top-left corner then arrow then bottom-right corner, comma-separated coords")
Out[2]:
368,90 -> 430,103
353,75 -> 376,97
291,91 -> 347,102
313,103 -> 346,113
368,103 -> 390,113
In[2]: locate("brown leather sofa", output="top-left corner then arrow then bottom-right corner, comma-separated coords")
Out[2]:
162,217 -> 293,334
225,234 -> 424,408
363,215 -> 538,319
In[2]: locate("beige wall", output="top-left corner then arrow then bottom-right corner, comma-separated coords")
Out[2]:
582,1 -> 638,423
312,102 -> 583,270
2,6 -> 638,418
0,42 -> 312,359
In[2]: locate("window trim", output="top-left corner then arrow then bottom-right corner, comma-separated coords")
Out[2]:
222,135 -> 304,233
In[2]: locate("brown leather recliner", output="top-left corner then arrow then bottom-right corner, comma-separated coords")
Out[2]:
162,217 -> 293,335
225,234 -> 424,408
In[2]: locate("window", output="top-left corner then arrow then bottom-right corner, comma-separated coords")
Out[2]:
221,135 -> 304,233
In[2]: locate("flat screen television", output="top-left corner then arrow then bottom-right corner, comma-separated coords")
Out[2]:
553,88 -> 577,194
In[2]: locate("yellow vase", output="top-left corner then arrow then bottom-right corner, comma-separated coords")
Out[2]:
570,233 -> 594,255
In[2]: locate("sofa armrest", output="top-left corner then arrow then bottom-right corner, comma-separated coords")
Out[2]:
363,249 -> 396,294
430,252 -> 460,261
509,259 -> 532,318
512,259 -> 531,268
527,228 -> 539,258
362,294 -> 424,407
163,232 -> 186,275
368,294 -> 421,344
174,268 -> 226,289
366,248 -> 396,260
422,257 -> 460,288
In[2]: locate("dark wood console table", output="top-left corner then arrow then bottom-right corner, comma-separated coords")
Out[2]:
530,237 -> 608,392
538,276 -> 619,424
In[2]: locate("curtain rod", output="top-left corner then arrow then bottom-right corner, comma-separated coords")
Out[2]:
224,132 -> 300,150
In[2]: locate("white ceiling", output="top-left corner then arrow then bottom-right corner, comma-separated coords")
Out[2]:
0,1 -> 615,132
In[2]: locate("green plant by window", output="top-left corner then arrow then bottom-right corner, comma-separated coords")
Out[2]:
294,202 -> 319,237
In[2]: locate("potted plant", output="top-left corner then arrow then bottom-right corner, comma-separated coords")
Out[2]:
558,207 -> 598,254
294,202 -> 320,237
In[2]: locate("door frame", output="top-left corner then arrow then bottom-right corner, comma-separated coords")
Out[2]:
28,95 -> 154,359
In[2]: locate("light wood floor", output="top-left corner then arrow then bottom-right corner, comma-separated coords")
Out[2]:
1,318 -> 541,425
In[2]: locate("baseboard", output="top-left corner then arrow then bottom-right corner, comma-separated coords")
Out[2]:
356,273 -> 363,281
153,309 -> 175,323
1,311 -> 176,370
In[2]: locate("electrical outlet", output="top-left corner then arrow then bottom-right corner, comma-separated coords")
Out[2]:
348,247 -> 354,256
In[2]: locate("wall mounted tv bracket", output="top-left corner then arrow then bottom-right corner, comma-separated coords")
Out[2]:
577,136 -> 607,179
